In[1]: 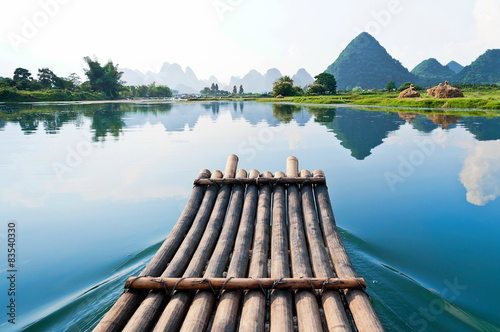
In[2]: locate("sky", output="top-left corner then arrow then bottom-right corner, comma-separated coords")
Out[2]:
0,0 -> 499,84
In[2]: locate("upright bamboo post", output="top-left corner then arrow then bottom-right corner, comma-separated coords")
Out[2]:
210,169 -> 260,332
286,157 -> 323,332
270,171 -> 293,332
178,169 -> 247,332
93,169 -> 211,332
313,170 -> 384,332
145,156 -> 239,332
239,171 -> 273,332
299,170 -> 351,332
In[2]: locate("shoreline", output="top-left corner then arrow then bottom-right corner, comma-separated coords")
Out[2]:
1,97 -> 500,114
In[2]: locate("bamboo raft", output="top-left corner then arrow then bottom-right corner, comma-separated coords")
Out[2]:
94,155 -> 384,332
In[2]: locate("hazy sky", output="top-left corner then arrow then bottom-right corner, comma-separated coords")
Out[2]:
1,0 -> 499,83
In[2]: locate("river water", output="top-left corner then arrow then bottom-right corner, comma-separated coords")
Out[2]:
0,101 -> 499,331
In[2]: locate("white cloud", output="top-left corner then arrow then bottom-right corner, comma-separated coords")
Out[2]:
459,140 -> 500,206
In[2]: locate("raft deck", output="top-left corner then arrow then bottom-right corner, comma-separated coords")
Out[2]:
94,155 -> 383,332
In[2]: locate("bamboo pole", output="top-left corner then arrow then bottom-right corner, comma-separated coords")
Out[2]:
126,277 -> 366,291
286,157 -> 323,332
93,169 -> 211,332
210,169 -> 260,332
270,170 -> 293,332
125,276 -> 366,290
299,170 -> 351,332
145,156 -> 239,332
239,171 -> 273,332
194,177 -> 326,186
122,170 -> 224,332
313,170 -> 384,332
178,168 -> 248,332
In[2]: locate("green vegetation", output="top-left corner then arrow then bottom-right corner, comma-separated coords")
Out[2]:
272,76 -> 303,97
121,83 -> 173,98
0,56 -> 174,102
200,83 -> 231,96
385,81 -> 396,91
83,56 -> 123,98
325,32 -> 416,91
411,58 -> 456,87
306,73 -> 337,95
454,49 -> 500,84
254,88 -> 500,110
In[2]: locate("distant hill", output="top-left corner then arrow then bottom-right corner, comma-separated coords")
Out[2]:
411,58 -> 456,87
120,63 -> 313,94
446,61 -> 464,74
325,32 -> 416,91
228,68 -> 314,93
292,68 -> 315,89
453,49 -> 500,85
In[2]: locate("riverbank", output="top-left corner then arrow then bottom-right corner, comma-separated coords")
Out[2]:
252,91 -> 500,110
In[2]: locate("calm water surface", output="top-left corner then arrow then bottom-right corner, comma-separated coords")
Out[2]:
0,102 -> 499,331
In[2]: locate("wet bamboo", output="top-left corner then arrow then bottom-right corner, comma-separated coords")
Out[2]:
312,170 -> 384,332
93,169 -> 211,332
125,277 -> 366,290
300,170 -> 351,332
122,170 -> 223,331
177,169 -> 247,332
123,155 -> 239,332
210,169 -> 260,332
270,170 -> 293,332
146,156 -> 239,332
239,171 -> 273,332
286,157 -> 323,332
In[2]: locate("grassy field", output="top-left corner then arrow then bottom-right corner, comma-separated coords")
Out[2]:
254,90 -> 500,110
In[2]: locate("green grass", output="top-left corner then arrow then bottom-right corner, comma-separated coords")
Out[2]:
0,88 -> 108,102
253,90 -> 500,110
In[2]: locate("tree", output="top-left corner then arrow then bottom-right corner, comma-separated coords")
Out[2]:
272,76 -> 303,97
306,82 -> 327,95
385,80 -> 396,91
313,73 -> 336,94
37,68 -> 69,89
67,73 -> 81,89
239,85 -> 244,94
13,68 -> 36,90
233,85 -> 237,94
272,76 -> 295,97
83,56 -> 123,98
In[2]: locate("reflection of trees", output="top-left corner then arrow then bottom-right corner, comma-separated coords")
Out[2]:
272,104 -> 302,123
0,102 -> 174,138
89,106 -> 125,141
308,107 -> 336,125
201,102 -> 222,114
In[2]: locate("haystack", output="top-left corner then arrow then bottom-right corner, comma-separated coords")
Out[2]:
428,81 -> 463,98
398,84 -> 420,98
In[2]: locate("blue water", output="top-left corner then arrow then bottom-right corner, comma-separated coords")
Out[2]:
0,102 -> 499,331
